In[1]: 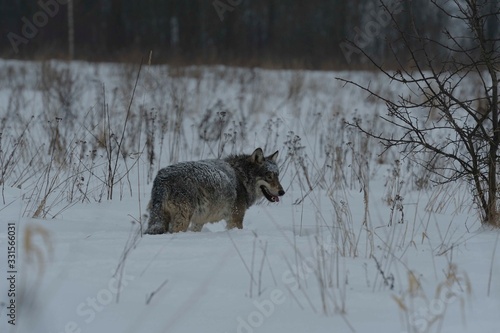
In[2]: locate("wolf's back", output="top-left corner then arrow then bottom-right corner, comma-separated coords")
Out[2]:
154,159 -> 238,201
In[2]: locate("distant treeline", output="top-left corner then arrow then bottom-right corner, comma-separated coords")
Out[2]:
1,0 -> 498,68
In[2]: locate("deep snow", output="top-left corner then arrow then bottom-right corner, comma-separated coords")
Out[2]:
0,60 -> 499,333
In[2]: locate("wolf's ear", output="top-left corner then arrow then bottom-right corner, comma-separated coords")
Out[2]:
267,150 -> 279,163
250,148 -> 265,164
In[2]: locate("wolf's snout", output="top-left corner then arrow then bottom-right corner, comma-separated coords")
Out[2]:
278,190 -> 285,196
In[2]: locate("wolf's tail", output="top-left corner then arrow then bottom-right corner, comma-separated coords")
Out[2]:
145,173 -> 170,234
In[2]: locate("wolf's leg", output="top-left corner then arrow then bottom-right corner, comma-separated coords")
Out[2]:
227,207 -> 245,230
170,207 -> 192,233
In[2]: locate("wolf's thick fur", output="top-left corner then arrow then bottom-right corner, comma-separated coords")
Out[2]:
145,148 -> 285,234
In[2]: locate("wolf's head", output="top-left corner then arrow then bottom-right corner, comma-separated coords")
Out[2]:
249,148 -> 285,203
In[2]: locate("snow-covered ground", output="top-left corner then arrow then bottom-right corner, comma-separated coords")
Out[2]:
0,60 -> 499,333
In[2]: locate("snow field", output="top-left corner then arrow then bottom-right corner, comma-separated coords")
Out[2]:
0,60 -> 499,333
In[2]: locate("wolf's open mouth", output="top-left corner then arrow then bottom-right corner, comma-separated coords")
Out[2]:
260,185 -> 279,202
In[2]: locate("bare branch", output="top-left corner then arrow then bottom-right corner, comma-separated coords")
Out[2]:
340,0 -> 500,225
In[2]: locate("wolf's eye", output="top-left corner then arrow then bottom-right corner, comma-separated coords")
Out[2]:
265,172 -> 273,181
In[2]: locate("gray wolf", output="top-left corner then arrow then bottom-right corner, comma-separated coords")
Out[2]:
145,148 -> 285,234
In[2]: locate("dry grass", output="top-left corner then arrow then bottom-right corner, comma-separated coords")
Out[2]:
0,60 -> 480,332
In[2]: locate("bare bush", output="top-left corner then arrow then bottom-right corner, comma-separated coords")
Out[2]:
339,0 -> 500,226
